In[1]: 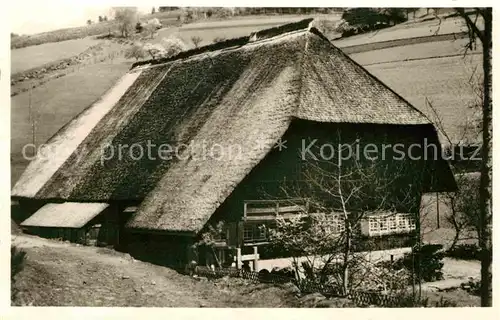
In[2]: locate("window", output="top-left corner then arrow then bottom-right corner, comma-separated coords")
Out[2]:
243,224 -> 267,243
243,225 -> 253,242
409,216 -> 416,230
397,215 -> 408,230
379,217 -> 388,232
367,213 -> 416,236
388,215 -> 397,231
322,213 -> 345,234
369,217 -> 379,233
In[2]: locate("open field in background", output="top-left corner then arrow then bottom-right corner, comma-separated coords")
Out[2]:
11,15 -> 335,74
365,54 -> 482,143
11,38 -> 100,74
179,14 -> 340,29
153,14 -> 340,48
10,62 -> 132,183
333,17 -> 480,48
349,38 -> 482,66
11,21 -> 117,49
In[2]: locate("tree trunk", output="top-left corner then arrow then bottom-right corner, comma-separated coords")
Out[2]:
448,198 -> 461,250
479,8 -> 492,307
342,222 -> 351,296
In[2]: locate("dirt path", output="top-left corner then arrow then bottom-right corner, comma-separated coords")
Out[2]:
12,235 -> 296,307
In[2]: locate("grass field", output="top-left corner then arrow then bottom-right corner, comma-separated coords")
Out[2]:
333,17 -> 480,48
349,38 -> 482,66
10,62 -> 132,184
153,14 -> 340,48
11,22 -> 117,49
365,54 -> 482,143
11,38 -> 101,74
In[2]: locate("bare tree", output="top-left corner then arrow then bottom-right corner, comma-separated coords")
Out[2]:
113,7 -> 138,38
142,23 -> 158,39
454,7 -> 492,307
267,133 -> 424,296
422,93 -> 481,251
125,43 -> 147,61
191,36 -> 203,48
443,173 -> 480,249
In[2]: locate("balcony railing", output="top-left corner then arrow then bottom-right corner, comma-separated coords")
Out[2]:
243,199 -> 309,221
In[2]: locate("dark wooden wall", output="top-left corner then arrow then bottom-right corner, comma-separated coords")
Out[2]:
207,120 -> 446,252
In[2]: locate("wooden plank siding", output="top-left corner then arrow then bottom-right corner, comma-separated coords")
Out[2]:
204,120 -> 436,253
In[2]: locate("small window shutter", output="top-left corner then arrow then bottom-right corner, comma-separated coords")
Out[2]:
360,218 -> 370,236
226,222 -> 238,247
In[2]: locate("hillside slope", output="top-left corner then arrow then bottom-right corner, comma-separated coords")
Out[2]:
11,235 -> 298,307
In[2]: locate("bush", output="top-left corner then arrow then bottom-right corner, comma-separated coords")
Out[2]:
135,22 -> 143,33
11,245 -> 27,279
337,8 -> 406,38
393,293 -> 457,307
125,43 -> 147,61
11,245 -> 27,301
381,8 -> 408,25
213,36 -> 226,43
342,8 -> 388,29
396,244 -> 445,282
160,36 -> 188,57
446,244 -> 481,260
191,36 -> 203,48
461,278 -> 481,296
143,43 -> 165,59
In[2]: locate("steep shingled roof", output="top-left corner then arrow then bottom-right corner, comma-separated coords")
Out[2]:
12,20 -> 447,233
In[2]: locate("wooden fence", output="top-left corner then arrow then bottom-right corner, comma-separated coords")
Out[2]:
194,266 -> 412,307
195,266 -> 293,284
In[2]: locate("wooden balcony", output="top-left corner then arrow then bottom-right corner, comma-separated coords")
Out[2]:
243,199 -> 309,222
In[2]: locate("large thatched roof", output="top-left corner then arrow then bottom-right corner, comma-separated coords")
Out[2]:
12,20 -> 451,234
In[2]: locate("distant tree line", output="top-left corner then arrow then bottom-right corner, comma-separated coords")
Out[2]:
336,8 -> 417,37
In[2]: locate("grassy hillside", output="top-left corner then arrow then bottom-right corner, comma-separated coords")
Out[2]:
11,22 -> 117,49
333,16 -> 480,48
151,14 -> 340,47
12,235 -> 299,307
11,62 -> 132,184
349,37 -> 482,65
11,38 -> 100,74
365,54 -> 482,143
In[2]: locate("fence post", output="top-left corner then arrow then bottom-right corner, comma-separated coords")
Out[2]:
252,246 -> 259,271
236,247 -> 242,270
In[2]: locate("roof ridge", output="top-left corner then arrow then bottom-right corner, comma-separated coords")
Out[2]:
131,18 -> 315,69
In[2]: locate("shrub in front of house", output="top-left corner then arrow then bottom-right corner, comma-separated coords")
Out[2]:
446,244 -> 481,260
393,244 -> 445,283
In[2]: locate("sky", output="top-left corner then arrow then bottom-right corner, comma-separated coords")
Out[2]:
10,3 -> 151,35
